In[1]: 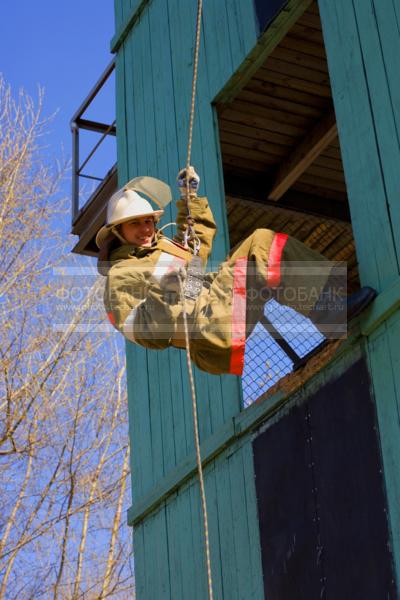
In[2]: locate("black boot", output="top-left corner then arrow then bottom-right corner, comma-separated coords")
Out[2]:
310,283 -> 376,339
347,286 -> 377,321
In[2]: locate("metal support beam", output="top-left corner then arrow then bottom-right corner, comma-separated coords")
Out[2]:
71,123 -> 80,224
70,60 -> 115,229
76,118 -> 116,136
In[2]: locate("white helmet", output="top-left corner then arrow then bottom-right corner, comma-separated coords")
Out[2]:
96,176 -> 171,248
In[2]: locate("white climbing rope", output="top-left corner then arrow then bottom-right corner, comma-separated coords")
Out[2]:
179,277 -> 214,600
183,0 -> 203,255
181,1 -> 214,599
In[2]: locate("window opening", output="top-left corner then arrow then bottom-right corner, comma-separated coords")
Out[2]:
216,0 -> 358,406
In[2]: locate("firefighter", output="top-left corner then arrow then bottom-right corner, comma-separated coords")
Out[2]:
96,168 -> 376,376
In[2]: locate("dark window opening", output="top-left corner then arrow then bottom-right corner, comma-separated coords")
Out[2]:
216,0 -> 359,404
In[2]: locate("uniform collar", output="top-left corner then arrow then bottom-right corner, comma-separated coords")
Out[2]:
109,235 -> 163,261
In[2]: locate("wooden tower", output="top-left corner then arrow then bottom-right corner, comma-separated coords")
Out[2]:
71,0 -> 400,597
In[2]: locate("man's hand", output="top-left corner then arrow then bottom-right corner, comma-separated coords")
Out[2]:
177,166 -> 200,198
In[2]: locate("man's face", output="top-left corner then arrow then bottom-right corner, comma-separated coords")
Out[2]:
120,216 -> 155,247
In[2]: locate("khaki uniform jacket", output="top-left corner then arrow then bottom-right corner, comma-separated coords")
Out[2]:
104,196 -> 221,358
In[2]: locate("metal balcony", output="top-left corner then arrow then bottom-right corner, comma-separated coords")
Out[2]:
70,59 -> 117,256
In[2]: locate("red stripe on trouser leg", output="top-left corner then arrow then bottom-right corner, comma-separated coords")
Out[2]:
267,233 -> 288,287
229,257 -> 248,376
107,311 -> 116,326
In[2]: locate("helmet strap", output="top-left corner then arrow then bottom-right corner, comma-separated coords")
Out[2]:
111,226 -> 128,244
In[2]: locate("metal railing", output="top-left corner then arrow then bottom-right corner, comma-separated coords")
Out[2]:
70,59 -> 116,225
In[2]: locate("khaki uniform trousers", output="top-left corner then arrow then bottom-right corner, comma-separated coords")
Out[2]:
183,229 -> 332,375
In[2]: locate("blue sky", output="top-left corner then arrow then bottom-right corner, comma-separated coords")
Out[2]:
1,1 -> 116,224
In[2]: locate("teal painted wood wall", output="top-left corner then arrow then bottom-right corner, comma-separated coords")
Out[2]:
112,1 -> 265,597
112,0 -> 400,595
319,0 -> 400,584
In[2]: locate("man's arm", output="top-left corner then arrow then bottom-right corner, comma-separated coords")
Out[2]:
174,167 -> 217,264
104,259 -> 173,348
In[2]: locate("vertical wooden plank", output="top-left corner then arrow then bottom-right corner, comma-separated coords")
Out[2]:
241,441 -> 265,599
142,515 -> 154,598
373,0 -> 400,144
166,0 -> 194,163
368,316 -> 400,582
156,352 -> 176,475
114,0 -> 124,31
167,482 -> 207,599
202,0 -> 258,100
136,10 -> 156,175
228,447 -> 257,599
204,463 -> 224,600
214,453 -> 238,597
165,493 -> 184,600
224,0 -> 248,70
155,507 -> 171,599
126,343 -> 153,498
140,508 -> 171,599
170,348 -> 190,462
234,0 -> 259,57
115,51 -> 128,185
132,524 -> 146,598
190,480 -> 211,599
319,0 -> 399,291
202,1 -> 234,101
146,352 -> 165,484
352,0 -> 400,262
123,15 -> 138,178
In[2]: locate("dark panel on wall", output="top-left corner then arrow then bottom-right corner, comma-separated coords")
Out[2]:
253,358 -> 396,599
253,0 -> 288,34
253,403 -> 323,598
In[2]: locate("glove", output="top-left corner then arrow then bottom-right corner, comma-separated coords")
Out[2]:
159,267 -> 187,296
177,166 -> 200,199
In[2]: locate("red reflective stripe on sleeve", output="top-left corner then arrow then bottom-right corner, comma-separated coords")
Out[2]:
267,233 -> 288,287
229,257 -> 247,376
107,311 -> 116,326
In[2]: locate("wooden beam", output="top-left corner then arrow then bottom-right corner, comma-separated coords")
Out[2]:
215,0 -> 314,105
268,109 -> 337,200
224,175 -> 350,221
110,0 -> 151,53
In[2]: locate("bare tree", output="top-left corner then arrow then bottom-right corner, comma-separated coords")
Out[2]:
0,77 -> 134,599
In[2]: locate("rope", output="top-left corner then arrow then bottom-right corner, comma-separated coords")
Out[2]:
179,0 -> 213,600
183,0 -> 203,251
181,2 -> 214,598
186,0 -> 203,171
179,277 -> 214,600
